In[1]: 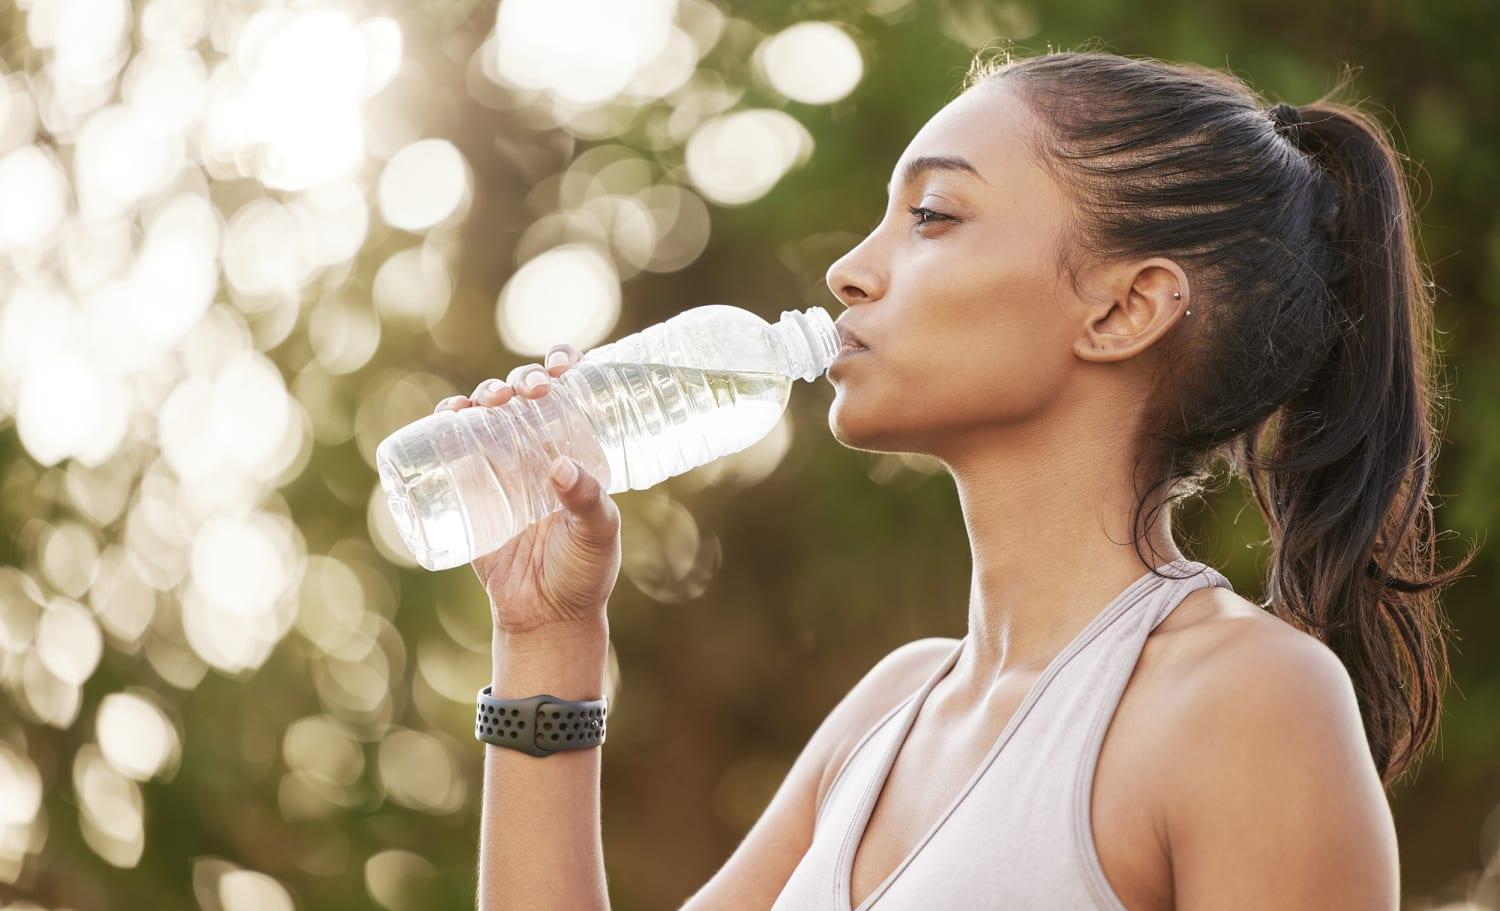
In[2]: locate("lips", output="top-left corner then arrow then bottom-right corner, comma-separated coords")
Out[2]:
835,322 -> 869,353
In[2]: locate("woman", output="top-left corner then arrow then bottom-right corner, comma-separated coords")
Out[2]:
441,51 -> 1462,909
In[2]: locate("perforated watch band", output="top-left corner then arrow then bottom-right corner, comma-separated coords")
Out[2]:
475,687 -> 607,757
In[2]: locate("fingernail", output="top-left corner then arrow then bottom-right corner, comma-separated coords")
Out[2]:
545,350 -> 567,370
550,457 -> 578,489
523,368 -> 549,391
436,395 -> 462,411
479,378 -> 503,398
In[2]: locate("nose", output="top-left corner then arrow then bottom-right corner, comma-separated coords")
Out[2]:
825,231 -> 885,308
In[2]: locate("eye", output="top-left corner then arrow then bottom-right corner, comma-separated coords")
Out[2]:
906,205 -> 956,229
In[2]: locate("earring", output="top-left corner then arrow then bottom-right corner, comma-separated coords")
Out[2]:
1186,310 -> 1192,316
1172,291 -> 1181,300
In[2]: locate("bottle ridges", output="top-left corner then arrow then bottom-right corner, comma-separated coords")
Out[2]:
560,361 -> 789,493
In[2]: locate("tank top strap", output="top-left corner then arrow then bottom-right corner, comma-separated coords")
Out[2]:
1070,558 -> 1233,909
1143,559 -> 1234,631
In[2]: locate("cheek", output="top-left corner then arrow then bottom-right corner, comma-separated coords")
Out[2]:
827,323 -> 1075,450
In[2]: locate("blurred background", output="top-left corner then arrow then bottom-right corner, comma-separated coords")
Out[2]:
0,0 -> 1493,909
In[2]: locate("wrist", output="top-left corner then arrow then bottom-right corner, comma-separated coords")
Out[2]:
494,618 -> 608,652
491,624 -> 609,700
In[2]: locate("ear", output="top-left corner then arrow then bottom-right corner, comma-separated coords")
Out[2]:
1073,258 -> 1191,363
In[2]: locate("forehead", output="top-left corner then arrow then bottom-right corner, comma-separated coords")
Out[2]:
891,79 -> 1041,189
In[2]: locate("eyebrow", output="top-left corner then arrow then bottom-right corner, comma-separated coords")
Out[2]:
889,155 -> 988,194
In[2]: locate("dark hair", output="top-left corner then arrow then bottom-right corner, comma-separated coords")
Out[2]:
972,51 -> 1468,784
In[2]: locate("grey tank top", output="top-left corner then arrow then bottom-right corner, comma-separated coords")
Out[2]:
771,560 -> 1232,911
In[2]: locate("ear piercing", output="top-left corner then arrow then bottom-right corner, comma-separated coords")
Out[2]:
1173,290 -> 1191,316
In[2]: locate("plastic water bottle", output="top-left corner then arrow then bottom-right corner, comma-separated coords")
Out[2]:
376,305 -> 840,570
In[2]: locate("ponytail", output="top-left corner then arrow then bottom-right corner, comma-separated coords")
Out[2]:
983,53 -> 1471,784
1242,101 -> 1466,783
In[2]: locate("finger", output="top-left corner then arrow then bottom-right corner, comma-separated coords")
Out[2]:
470,378 -> 515,407
506,363 -> 551,398
545,345 -> 583,376
549,457 -> 619,549
434,394 -> 471,413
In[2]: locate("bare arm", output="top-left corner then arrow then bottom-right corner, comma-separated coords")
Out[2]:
1166,624 -> 1399,909
679,638 -> 958,910
478,625 -> 611,910
449,348 -> 622,911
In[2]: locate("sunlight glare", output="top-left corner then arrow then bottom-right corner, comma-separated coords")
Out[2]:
0,145 -> 68,251
493,0 -> 676,106
239,11 -> 373,189
122,47 -> 209,136
15,354 -> 130,468
31,0 -> 132,88
140,0 -> 210,50
74,105 -> 182,221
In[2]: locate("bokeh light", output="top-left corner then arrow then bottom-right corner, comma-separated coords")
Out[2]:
497,244 -> 621,355
758,23 -> 864,104
289,179 -> 370,267
219,868 -> 297,911
620,493 -> 721,603
492,0 -> 677,106
377,729 -> 465,814
96,691 -> 180,781
229,11 -> 398,190
373,246 -> 453,328
378,139 -> 471,232
0,744 -> 43,828
685,109 -> 813,206
365,849 -> 437,911
35,597 -> 102,685
0,146 -> 68,251
74,745 -> 144,868
0,740 -> 45,884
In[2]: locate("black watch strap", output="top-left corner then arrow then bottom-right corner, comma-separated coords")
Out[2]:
475,687 -> 607,757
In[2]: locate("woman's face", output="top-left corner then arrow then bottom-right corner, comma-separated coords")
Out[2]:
826,79 -> 1090,461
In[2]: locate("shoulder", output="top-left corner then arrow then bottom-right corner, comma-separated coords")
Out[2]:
811,637 -> 959,808
1147,585 -> 1369,750
1133,586 -> 1399,907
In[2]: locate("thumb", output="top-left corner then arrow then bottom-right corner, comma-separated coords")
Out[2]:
549,456 -> 619,548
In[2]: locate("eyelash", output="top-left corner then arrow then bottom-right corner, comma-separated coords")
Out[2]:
906,205 -> 957,229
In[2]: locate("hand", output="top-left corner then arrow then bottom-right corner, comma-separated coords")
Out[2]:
434,345 -> 622,640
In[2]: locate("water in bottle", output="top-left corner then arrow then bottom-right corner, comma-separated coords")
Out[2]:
376,305 -> 840,570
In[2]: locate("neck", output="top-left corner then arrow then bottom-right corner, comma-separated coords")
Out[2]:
936,408 -> 1183,694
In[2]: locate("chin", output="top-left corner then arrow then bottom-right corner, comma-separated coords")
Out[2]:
828,400 -> 920,455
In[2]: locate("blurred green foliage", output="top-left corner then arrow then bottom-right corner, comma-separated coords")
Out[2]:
0,0 -> 1495,909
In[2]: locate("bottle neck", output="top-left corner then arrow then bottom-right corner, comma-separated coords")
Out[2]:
771,307 -> 840,382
